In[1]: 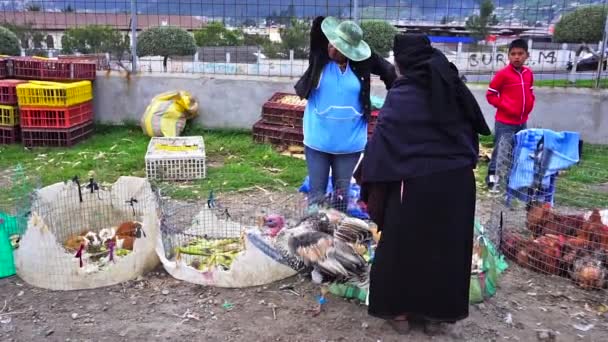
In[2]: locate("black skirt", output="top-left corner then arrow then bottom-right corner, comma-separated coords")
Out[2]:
368,166 -> 476,322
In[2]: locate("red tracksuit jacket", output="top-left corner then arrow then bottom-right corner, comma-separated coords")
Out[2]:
486,65 -> 535,125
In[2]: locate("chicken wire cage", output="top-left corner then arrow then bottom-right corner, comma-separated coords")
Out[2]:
153,178 -> 376,289
486,130 -> 608,294
0,165 -> 39,278
145,136 -> 207,181
13,176 -> 160,290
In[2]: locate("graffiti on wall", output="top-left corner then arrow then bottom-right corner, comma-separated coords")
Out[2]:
466,50 -> 562,70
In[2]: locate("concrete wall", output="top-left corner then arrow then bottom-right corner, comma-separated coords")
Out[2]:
94,73 -> 608,144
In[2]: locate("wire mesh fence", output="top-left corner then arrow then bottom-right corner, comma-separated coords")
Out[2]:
152,178 -> 376,288
0,1 -> 606,87
12,175 -> 159,290
487,131 -> 608,295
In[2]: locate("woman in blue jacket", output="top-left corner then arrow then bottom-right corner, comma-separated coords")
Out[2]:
295,16 -> 395,208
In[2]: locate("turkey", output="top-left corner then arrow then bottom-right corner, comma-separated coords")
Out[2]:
265,208 -> 374,288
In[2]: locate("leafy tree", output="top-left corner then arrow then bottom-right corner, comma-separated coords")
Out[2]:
61,25 -> 130,60
0,26 -> 21,56
280,18 -> 310,59
2,22 -> 35,49
194,22 -> 243,47
361,20 -> 398,58
554,5 -> 607,43
137,26 -> 196,71
466,0 -> 496,41
243,33 -> 269,46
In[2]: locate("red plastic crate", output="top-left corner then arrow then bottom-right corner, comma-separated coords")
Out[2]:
252,120 -> 303,146
0,59 -> 7,79
262,92 -> 305,123
12,57 -> 96,81
58,54 -> 109,70
21,121 -> 94,147
0,125 -> 20,144
20,101 -> 93,129
262,112 -> 303,128
0,79 -> 27,105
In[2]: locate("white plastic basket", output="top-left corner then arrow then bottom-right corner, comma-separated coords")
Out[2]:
145,136 -> 206,181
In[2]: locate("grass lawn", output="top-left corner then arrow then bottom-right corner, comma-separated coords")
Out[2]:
1,125 -> 606,208
0,124 -> 307,200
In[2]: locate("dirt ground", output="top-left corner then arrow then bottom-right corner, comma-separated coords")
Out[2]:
1,191 -> 608,342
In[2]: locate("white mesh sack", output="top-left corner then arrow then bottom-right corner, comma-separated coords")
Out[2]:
156,203 -> 297,288
14,176 -> 160,290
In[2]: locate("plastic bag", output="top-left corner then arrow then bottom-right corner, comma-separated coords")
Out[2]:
298,176 -> 369,219
370,95 -> 385,110
141,91 -> 199,137
469,220 -> 508,303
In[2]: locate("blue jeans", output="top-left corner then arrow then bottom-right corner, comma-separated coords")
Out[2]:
305,146 -> 361,210
488,121 -> 527,175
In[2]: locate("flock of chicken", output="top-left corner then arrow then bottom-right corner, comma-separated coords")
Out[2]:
63,221 -> 143,265
503,203 -> 608,290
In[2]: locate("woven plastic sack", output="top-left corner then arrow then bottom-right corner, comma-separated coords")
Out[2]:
14,177 -> 160,290
156,228 -> 297,288
141,91 -> 199,137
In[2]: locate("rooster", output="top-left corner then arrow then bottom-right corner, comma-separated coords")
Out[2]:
114,221 -> 144,251
569,250 -> 607,290
527,234 -> 564,275
526,202 -> 551,237
271,208 -> 373,287
579,209 -> 605,249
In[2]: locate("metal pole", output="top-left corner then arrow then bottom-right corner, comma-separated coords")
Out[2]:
130,0 -> 138,73
594,11 -> 608,88
353,0 -> 359,23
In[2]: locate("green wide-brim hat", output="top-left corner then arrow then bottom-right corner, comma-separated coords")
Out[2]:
321,17 -> 371,62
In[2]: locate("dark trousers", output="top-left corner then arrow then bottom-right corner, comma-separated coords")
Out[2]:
305,146 -> 361,209
488,121 -> 527,175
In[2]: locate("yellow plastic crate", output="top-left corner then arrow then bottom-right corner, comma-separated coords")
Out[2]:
17,80 -> 93,107
0,105 -> 19,126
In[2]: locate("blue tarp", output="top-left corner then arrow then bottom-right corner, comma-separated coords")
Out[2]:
428,36 -> 475,44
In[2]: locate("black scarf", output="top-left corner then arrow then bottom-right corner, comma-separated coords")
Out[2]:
394,34 -> 490,136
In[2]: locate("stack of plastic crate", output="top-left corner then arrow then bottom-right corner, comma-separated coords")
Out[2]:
17,80 -> 94,147
253,92 -> 305,146
253,92 -> 381,146
0,58 -> 7,79
0,80 -> 25,144
11,57 -> 96,81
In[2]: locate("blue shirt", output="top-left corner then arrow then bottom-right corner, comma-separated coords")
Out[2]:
303,62 -> 367,154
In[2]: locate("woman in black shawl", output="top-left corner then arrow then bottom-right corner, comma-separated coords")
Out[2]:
355,34 -> 491,334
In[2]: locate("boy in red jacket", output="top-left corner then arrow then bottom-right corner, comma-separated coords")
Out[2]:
486,38 -> 535,189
